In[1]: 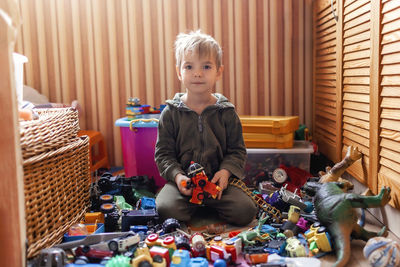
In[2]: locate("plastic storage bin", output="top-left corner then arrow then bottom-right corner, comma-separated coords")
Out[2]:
244,141 -> 314,187
115,115 -> 166,190
240,115 -> 299,134
243,132 -> 294,148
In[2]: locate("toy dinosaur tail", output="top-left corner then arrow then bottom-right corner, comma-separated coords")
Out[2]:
331,223 -> 352,267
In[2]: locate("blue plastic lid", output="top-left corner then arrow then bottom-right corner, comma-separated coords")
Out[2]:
115,114 -> 160,128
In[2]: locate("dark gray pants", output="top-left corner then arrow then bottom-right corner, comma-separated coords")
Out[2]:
156,181 -> 258,226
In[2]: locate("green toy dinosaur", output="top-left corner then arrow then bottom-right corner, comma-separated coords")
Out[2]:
236,212 -> 271,246
303,181 -> 391,267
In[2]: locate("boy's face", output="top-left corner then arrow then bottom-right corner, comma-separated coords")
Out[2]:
176,52 -> 223,94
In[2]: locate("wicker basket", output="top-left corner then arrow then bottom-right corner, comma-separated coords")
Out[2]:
24,136 -> 90,258
19,108 -> 80,160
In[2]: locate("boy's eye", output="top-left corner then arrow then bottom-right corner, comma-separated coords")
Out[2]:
184,65 -> 192,70
203,65 -> 212,70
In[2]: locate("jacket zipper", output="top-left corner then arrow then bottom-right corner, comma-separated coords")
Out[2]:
198,115 -> 204,164
198,115 -> 203,132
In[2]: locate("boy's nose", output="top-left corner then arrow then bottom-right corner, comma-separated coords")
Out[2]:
194,70 -> 202,77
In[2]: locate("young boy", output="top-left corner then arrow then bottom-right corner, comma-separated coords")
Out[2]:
155,30 -> 257,226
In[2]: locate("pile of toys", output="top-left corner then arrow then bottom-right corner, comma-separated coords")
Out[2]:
30,146 -> 395,267
32,186 -> 326,267
126,97 -> 165,120
30,163 -> 321,267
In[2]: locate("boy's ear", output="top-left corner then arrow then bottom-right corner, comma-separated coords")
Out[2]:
176,65 -> 182,81
216,65 -> 224,80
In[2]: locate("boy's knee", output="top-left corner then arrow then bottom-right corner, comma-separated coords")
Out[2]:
221,202 -> 258,226
156,198 -> 192,222
234,205 -> 258,226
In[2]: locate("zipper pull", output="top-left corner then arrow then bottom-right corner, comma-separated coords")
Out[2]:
198,115 -> 203,132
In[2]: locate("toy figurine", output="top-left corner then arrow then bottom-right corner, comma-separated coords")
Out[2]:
236,213 -> 271,246
182,161 -> 221,205
318,145 -> 362,183
303,181 -> 391,267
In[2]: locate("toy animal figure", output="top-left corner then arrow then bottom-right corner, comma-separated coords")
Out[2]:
183,161 -> 221,204
303,181 -> 391,267
236,213 -> 270,246
319,146 -> 362,183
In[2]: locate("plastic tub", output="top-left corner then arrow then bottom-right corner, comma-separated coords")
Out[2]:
115,114 -> 166,189
63,223 -> 104,242
244,141 -> 314,187
240,115 -> 299,134
243,132 -> 294,148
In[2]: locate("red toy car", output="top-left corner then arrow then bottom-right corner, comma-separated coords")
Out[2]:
75,246 -> 113,262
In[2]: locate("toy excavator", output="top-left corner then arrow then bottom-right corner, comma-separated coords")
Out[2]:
182,161 -> 221,204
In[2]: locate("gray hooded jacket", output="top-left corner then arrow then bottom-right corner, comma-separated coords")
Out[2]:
155,93 -> 247,182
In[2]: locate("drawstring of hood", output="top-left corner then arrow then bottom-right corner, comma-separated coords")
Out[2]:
166,93 -> 235,112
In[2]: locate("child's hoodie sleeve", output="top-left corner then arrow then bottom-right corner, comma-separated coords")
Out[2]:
154,107 -> 184,183
219,109 -> 247,179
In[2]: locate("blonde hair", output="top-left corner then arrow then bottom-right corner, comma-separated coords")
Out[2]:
174,30 -> 222,69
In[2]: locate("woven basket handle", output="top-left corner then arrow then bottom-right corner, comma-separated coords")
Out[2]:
129,118 -> 159,132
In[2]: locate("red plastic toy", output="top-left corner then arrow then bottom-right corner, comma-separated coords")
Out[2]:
182,161 -> 221,205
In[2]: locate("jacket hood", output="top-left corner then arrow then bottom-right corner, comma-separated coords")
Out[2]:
166,93 -> 235,110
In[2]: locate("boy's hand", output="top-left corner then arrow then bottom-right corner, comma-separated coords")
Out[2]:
211,169 -> 231,200
175,173 -> 193,196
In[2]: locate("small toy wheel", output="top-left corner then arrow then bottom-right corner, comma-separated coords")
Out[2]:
197,192 -> 204,200
162,218 -> 181,233
82,245 -> 90,253
153,255 -> 163,263
101,203 -> 116,214
100,194 -> 113,203
198,180 -> 206,187
272,168 -> 288,184
108,240 -> 119,252
175,235 -> 191,250
75,256 -> 89,264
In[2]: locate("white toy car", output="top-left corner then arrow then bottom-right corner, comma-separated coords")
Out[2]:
90,233 -> 140,253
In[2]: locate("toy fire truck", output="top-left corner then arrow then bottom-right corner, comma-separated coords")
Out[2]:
182,161 -> 221,205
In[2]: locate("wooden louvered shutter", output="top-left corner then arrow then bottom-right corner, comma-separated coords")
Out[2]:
313,0 -> 400,208
378,0 -> 400,207
313,0 -> 341,162
341,0 -> 371,184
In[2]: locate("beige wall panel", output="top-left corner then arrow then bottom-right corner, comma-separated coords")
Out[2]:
17,0 -> 313,166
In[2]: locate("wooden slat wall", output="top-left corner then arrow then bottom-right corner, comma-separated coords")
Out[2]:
341,0 -> 371,184
313,0 -> 339,162
378,0 -> 400,207
313,0 -> 400,208
16,0 -> 313,166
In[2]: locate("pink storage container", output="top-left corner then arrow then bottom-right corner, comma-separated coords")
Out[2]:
115,115 -> 166,190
